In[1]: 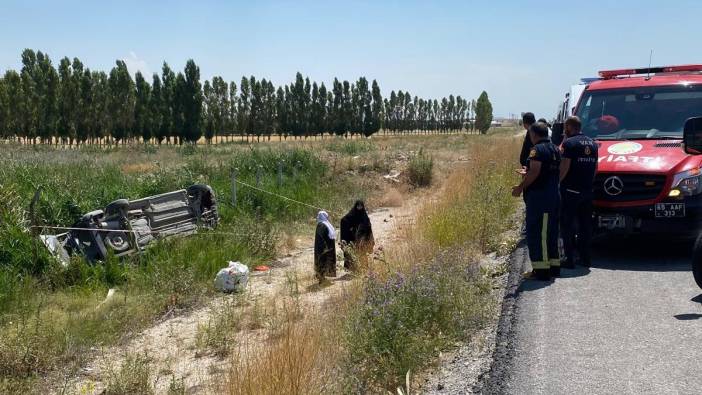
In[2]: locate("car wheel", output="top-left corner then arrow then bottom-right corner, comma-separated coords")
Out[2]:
105,232 -> 131,253
187,184 -> 218,227
105,199 -> 129,218
187,184 -> 213,198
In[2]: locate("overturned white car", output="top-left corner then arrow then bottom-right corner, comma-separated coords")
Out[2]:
41,184 -> 219,265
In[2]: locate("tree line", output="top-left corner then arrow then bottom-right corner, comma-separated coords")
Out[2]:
0,49 -> 494,145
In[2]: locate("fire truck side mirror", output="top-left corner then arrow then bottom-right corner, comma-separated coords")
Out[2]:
551,122 -> 565,145
683,117 -> 702,155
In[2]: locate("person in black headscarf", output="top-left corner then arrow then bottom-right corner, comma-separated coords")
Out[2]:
314,210 -> 337,283
340,200 -> 374,272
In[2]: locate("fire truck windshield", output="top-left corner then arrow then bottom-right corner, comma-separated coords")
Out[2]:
575,85 -> 702,140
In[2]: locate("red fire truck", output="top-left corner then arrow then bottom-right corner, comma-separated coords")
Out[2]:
567,65 -> 702,237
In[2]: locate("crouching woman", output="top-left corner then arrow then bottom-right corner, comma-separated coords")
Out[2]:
314,211 -> 337,284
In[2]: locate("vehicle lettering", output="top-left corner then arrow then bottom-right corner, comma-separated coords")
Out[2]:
598,155 -> 657,163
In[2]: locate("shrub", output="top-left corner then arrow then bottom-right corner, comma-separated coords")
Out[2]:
407,149 -> 433,187
326,139 -> 375,156
195,299 -> 242,357
421,142 -> 517,252
104,353 -> 153,395
342,257 -> 492,391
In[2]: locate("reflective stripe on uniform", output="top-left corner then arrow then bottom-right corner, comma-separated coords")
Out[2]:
549,259 -> 560,268
542,213 -> 549,262
531,260 -> 550,269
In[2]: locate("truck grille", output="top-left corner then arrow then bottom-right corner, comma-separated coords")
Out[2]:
653,142 -> 682,148
593,173 -> 667,202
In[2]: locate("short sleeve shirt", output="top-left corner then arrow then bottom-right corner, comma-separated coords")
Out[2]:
561,134 -> 598,193
526,139 -> 561,192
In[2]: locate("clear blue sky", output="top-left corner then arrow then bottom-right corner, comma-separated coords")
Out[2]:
1,0 -> 700,118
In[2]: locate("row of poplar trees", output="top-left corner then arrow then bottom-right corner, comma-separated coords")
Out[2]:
0,49 -> 495,145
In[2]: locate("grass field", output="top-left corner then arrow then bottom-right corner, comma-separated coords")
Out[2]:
218,135 -> 521,394
0,131 -> 521,393
0,126 -> 518,147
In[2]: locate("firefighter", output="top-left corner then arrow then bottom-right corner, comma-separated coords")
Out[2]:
519,112 -> 537,168
537,118 -> 553,139
559,116 -> 598,268
512,122 -> 561,280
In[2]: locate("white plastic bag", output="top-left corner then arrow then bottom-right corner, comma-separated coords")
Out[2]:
214,261 -> 249,293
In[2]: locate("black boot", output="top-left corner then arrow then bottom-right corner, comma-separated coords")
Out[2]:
534,268 -> 551,281
560,258 -> 575,269
550,266 -> 561,277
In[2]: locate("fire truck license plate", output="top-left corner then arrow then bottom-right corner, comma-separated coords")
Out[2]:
655,203 -> 685,218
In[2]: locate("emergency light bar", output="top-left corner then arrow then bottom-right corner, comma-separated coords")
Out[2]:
599,65 -> 702,79
580,77 -> 601,84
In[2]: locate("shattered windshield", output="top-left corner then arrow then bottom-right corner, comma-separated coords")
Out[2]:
575,84 -> 702,140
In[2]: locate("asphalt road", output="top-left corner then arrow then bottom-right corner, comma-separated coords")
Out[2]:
487,237 -> 702,395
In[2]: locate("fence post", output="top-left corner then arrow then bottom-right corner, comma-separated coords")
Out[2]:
256,165 -> 263,187
278,160 -> 284,187
231,168 -> 238,207
293,161 -> 301,180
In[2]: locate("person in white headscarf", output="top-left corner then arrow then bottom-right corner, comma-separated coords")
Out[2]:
314,211 -> 337,283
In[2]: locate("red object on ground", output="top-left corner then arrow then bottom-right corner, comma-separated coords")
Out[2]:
254,265 -> 270,272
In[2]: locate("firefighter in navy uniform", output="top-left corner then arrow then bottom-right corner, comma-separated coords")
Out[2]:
512,122 -> 561,280
559,116 -> 598,268
519,112 -> 537,168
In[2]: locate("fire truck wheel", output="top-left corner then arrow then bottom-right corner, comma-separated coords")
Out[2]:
692,235 -> 702,289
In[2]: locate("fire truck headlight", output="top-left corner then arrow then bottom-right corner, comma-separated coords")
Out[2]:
672,168 -> 702,196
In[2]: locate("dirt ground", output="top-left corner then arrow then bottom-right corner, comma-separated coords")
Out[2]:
62,197 -> 422,394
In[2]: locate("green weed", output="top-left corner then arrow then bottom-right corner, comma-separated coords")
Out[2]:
167,376 -> 186,395
342,256 -> 492,391
407,149 -> 434,187
326,139 -> 376,156
195,299 -> 242,357
104,353 -> 153,395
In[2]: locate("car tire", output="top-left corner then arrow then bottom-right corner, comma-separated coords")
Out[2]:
105,199 -> 129,218
692,234 -> 702,289
187,184 -> 218,227
187,184 -> 213,197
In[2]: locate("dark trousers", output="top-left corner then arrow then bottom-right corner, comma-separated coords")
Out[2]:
560,189 -> 593,265
525,189 -> 560,275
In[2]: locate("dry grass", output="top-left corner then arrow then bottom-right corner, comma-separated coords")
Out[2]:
208,247 -> 361,394
419,137 -> 520,252
215,135 -> 521,394
279,231 -> 300,255
221,308 -> 344,395
120,162 -> 158,174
